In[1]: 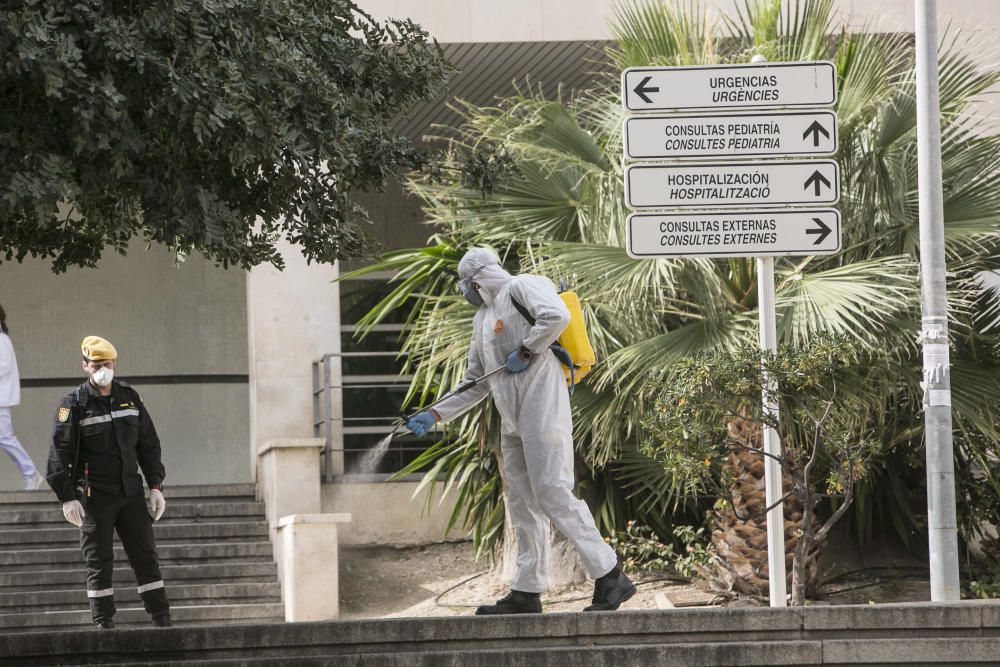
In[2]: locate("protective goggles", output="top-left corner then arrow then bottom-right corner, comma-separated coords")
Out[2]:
456,264 -> 488,295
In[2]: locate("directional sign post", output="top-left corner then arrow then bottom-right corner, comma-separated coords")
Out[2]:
623,110 -> 838,160
622,61 -> 837,112
627,209 -> 841,258
625,160 -> 840,209
621,56 -> 842,609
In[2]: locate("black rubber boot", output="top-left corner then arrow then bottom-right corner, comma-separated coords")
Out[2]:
151,614 -> 173,628
89,596 -> 116,628
474,590 -> 543,615
584,566 -> 637,611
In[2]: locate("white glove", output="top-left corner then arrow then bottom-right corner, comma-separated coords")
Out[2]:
62,500 -> 85,527
147,489 -> 166,521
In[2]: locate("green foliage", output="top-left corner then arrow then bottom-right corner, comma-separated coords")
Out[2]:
642,337 -> 882,503
609,521 -> 715,577
0,0 -> 451,271
353,0 -> 1000,563
967,537 -> 1000,600
671,524 -> 716,579
609,521 -> 676,572
969,573 -> 1000,600
643,337 -> 890,603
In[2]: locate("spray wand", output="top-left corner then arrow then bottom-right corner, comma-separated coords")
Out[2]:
388,364 -> 507,437
355,365 -> 508,474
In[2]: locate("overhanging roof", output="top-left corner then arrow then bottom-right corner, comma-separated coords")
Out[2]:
393,40 -> 616,142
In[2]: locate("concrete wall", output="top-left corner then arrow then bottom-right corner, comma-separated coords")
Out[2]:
357,1 -> 1000,131
358,0 -> 1000,41
246,239 -> 341,477
322,479 -> 461,546
0,243 -> 249,489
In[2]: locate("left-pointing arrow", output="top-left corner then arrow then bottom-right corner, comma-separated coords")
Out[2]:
806,217 -> 832,245
633,76 -> 660,104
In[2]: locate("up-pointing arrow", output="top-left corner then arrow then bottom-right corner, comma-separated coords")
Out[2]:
803,170 -> 832,197
802,120 -> 831,147
633,76 -> 660,104
806,217 -> 832,245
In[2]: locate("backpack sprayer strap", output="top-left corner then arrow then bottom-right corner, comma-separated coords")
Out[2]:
510,295 -> 576,393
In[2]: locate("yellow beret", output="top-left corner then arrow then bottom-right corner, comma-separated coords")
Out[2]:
81,336 -> 117,361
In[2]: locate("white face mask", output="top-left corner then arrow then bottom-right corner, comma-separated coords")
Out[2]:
91,367 -> 114,387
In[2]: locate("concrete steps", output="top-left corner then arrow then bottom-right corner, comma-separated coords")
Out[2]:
0,541 -> 274,569
0,521 -> 269,548
0,484 -> 257,510
0,484 -> 283,632
0,501 -> 267,527
3,602 -> 1000,665
0,582 -> 281,612
0,562 -> 278,592
0,603 -> 286,634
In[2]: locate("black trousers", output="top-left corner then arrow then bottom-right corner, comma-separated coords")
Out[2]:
80,491 -> 170,623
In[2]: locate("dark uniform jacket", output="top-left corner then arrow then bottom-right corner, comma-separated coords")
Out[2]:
46,380 -> 165,503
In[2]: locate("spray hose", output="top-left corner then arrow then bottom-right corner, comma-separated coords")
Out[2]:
399,365 -> 507,432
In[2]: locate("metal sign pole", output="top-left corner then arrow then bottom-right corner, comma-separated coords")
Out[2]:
749,53 -> 787,608
915,0 -> 960,601
757,254 -> 787,607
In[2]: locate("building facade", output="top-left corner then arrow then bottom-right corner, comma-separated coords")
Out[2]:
1,1 -> 996,515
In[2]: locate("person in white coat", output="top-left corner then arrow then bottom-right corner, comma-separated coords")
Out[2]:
0,306 -> 45,490
406,248 -> 635,614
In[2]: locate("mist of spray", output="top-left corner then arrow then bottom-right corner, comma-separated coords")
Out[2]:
350,432 -> 395,475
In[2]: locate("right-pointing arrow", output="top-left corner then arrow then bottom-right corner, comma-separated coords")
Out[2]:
802,120 -> 831,147
807,217 -> 832,245
804,170 -> 832,196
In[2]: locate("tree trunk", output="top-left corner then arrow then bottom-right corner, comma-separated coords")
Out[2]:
707,418 -> 807,602
790,485 -> 819,606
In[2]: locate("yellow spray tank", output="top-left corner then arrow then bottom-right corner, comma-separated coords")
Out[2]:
555,289 -> 596,386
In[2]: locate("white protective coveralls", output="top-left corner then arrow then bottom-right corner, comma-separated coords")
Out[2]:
0,332 -> 40,480
433,248 -> 617,593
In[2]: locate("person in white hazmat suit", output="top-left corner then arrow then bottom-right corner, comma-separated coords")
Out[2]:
406,248 -> 636,614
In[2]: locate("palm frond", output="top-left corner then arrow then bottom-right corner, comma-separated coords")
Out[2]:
608,0 -> 718,69
777,256 -> 919,347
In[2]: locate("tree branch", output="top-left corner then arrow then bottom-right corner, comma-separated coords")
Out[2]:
811,470 -> 856,550
724,440 -> 797,480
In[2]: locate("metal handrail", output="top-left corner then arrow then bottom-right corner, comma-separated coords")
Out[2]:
312,350 -> 421,483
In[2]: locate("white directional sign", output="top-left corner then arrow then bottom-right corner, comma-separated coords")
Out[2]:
623,110 -> 838,160
622,61 -> 837,112
625,160 -> 840,209
627,209 -> 842,258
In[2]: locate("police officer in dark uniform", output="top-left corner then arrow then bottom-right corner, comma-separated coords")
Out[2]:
46,336 -> 171,629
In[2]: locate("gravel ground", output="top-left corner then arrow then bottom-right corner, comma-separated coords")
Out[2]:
339,541 -> 711,619
337,541 -> 936,619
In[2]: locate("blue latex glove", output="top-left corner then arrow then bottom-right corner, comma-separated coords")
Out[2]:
506,347 -> 533,373
407,411 -> 437,437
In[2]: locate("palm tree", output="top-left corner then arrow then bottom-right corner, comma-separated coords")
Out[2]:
347,0 -> 1000,599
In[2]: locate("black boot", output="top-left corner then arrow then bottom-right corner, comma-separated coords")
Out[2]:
475,590 -> 542,615
584,566 -> 636,612
151,614 -> 173,628
89,596 -> 116,629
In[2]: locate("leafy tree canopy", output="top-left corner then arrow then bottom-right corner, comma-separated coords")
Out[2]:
0,0 -> 451,271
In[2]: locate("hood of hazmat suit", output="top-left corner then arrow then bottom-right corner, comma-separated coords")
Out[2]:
432,248 -> 618,593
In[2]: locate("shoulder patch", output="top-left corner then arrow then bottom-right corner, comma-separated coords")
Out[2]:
57,407 -> 71,423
